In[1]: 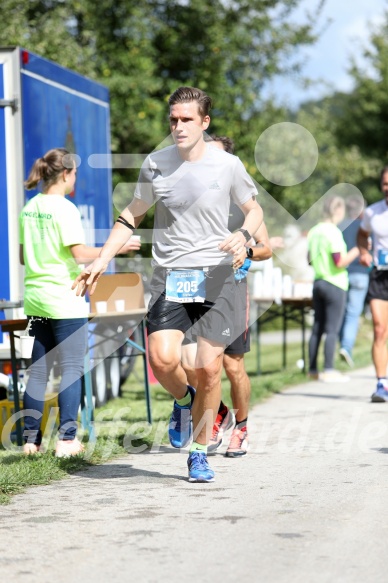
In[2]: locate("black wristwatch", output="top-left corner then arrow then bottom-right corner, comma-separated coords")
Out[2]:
238,228 -> 251,242
246,247 -> 253,259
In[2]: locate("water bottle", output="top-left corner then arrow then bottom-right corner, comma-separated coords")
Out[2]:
234,258 -> 252,281
7,374 -> 14,401
7,372 -> 26,400
18,370 -> 27,398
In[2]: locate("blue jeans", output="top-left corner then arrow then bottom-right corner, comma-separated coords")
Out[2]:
23,317 -> 88,445
339,272 -> 369,355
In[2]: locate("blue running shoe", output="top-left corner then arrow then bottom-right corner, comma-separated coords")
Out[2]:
371,382 -> 388,403
168,385 -> 195,448
187,451 -> 215,483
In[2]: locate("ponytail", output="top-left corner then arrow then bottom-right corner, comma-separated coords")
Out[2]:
24,148 -> 73,190
24,157 -> 48,189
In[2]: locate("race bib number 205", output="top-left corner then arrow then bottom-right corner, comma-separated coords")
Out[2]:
165,269 -> 207,303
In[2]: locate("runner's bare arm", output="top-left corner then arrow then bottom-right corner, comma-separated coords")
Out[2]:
252,223 -> 272,261
71,198 -> 150,296
357,226 -> 373,267
232,221 -> 272,269
219,197 -> 263,255
70,236 -> 141,265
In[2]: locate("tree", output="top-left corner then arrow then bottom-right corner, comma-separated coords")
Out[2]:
0,0 -> 95,76
0,0 -> 328,215
334,10 -> 388,192
284,101 -> 380,215
68,0 -> 327,213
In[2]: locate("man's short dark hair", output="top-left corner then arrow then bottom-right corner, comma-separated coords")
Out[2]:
207,134 -> 234,154
168,86 -> 212,118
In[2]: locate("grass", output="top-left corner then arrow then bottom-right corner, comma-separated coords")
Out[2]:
0,318 -> 375,504
0,451 -> 87,504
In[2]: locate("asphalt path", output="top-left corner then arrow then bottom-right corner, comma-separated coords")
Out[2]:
1,365 -> 387,583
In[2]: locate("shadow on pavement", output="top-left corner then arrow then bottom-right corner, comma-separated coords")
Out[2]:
75,462 -> 186,482
277,391 -> 367,402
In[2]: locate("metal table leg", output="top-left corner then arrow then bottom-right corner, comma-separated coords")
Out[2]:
140,321 -> 152,424
282,304 -> 287,369
302,306 -> 307,374
10,332 -> 23,446
256,318 -> 261,375
81,351 -> 95,441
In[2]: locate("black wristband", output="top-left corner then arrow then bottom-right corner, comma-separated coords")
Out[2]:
246,247 -> 253,259
238,228 -> 251,242
116,215 -> 135,231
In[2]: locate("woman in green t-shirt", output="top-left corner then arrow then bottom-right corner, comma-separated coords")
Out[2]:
20,148 -> 139,456
307,196 -> 360,383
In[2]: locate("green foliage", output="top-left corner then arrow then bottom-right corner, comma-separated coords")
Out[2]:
10,2 -> 384,221
331,11 -> 388,199
0,0 -> 326,214
268,100 -> 382,217
0,0 -> 95,76
256,10 -> 388,214
4,0 -> 386,214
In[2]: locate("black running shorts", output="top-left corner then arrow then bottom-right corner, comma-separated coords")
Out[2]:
147,265 -> 237,345
367,268 -> 388,302
224,278 -> 250,355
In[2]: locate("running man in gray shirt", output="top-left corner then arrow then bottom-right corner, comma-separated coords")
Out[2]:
73,86 -> 263,483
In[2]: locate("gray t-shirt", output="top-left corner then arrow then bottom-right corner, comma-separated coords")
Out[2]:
134,144 -> 258,268
360,199 -> 388,267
